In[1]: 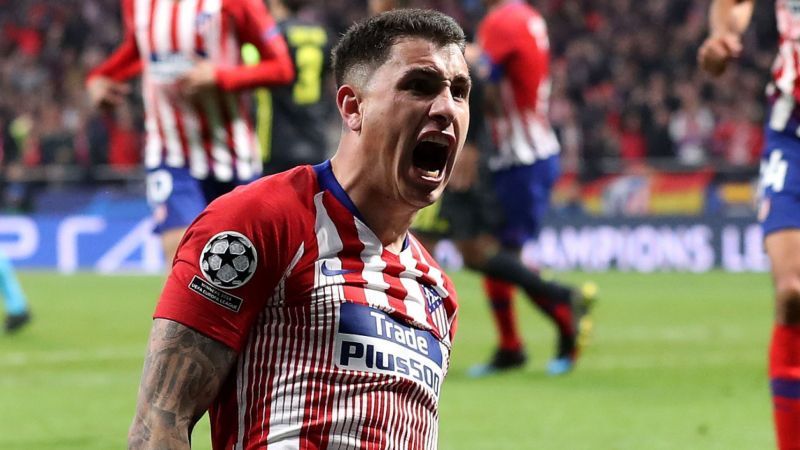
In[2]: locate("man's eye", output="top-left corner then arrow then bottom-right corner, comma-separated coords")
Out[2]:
407,79 -> 435,94
452,85 -> 469,100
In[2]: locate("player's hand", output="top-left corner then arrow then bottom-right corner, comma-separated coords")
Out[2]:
697,33 -> 742,77
447,143 -> 479,192
177,60 -> 217,101
87,76 -> 131,109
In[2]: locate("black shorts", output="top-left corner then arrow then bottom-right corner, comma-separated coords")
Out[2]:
412,171 -> 503,242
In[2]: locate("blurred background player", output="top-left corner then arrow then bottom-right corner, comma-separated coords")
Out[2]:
699,0 -> 800,448
243,0 -> 333,174
86,0 -> 294,264
415,0 -> 596,377
1,249 -> 30,333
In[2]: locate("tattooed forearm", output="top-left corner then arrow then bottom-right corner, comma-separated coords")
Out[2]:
128,319 -> 237,450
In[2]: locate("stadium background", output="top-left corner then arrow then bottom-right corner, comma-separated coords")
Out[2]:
0,0 -> 778,448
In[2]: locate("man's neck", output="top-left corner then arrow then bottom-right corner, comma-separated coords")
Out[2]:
329,154 -> 414,254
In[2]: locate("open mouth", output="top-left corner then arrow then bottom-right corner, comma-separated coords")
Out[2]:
412,134 -> 451,180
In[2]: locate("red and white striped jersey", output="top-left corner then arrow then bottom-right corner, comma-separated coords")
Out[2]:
478,1 -> 560,171
768,0 -> 800,132
155,161 -> 459,449
88,0 -> 294,182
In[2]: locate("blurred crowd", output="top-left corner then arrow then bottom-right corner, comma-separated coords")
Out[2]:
0,0 -> 777,202
544,0 -> 774,180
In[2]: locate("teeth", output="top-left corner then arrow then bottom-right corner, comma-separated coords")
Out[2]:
422,169 -> 441,178
421,135 -> 449,147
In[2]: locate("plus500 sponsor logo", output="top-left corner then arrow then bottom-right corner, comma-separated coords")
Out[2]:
334,303 -> 444,396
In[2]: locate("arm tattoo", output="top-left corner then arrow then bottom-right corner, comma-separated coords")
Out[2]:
128,319 -> 237,449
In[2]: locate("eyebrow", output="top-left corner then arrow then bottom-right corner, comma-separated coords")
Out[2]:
400,66 -> 472,88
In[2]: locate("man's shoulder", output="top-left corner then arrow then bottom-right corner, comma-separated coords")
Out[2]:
479,7 -> 517,45
207,165 -> 319,220
483,2 -> 536,30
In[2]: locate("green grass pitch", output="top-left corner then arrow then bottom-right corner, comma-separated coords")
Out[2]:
0,271 -> 775,449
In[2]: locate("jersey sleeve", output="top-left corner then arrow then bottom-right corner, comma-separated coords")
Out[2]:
154,184 -> 300,351
86,0 -> 142,82
215,0 -> 295,91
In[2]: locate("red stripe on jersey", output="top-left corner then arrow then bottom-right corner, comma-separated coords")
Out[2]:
147,0 -> 157,51
379,252 -> 411,311
169,0 -> 180,51
172,109 -> 192,167
195,0 -> 206,54
219,5 -> 230,62
793,45 -> 800,100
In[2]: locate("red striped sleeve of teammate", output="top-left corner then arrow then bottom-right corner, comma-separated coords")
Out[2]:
86,0 -> 142,82
214,0 -> 295,91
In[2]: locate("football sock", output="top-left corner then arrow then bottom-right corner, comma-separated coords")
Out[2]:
483,277 -> 521,352
480,251 -> 575,336
0,252 -> 27,316
770,324 -> 800,450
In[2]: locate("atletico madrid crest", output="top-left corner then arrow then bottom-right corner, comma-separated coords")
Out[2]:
199,231 -> 258,290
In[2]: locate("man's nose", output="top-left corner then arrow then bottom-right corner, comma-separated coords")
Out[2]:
429,89 -> 456,126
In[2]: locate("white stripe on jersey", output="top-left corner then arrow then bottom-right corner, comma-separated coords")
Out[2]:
354,219 -> 393,312
397,248 -> 432,327
136,0 -> 163,169
134,0 -> 151,54
227,94 -> 257,180
203,0 -> 222,60
158,99 -> 187,168
201,94 -> 235,181
177,0 -> 199,53
182,104 -> 209,179
268,243 -> 305,306
313,192 -> 347,289
777,41 -> 798,95
151,0 -> 172,54
142,82 -> 164,169
770,92 -> 796,132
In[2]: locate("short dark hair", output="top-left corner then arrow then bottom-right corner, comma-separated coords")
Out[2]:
331,9 -> 466,88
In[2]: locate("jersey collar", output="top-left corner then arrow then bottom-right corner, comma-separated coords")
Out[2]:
313,160 -> 409,251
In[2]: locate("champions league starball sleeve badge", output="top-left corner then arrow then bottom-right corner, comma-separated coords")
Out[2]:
199,231 -> 258,290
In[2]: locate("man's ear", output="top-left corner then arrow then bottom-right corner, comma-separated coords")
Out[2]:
337,84 -> 362,132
